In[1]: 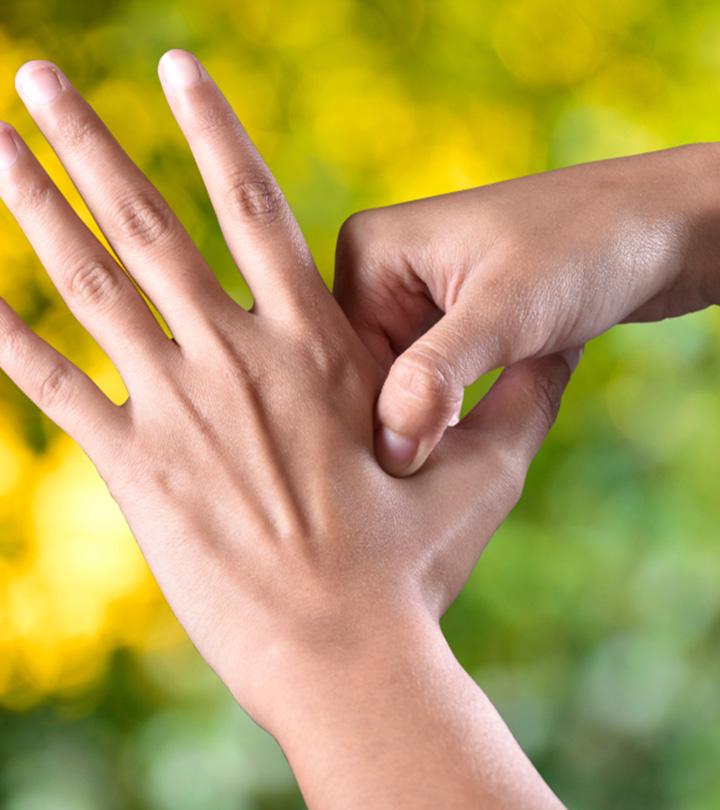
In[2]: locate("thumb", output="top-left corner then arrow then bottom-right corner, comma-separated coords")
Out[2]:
375,305 -> 509,476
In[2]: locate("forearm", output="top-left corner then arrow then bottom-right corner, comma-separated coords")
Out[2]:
683,141 -> 720,310
260,614 -> 564,810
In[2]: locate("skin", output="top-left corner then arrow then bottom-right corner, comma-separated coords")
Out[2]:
333,144 -> 720,475
0,51 -> 578,808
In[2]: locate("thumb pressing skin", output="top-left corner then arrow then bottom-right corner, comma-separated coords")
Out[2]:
375,351 -> 463,477
374,308 -> 581,477
373,308 -> 495,476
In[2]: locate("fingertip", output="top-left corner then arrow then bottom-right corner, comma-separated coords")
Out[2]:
15,59 -> 51,82
158,49 -> 203,89
15,60 -> 67,106
15,59 -> 60,86
158,48 -> 190,69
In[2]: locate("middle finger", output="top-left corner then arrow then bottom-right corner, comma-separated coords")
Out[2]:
14,60 -> 230,344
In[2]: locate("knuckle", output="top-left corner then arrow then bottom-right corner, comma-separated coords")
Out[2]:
279,325 -> 361,397
115,191 -> 174,247
338,210 -> 368,246
37,363 -> 73,410
66,257 -> 120,310
225,172 -> 284,225
335,212 -> 371,284
336,210 -> 376,266
303,331 -> 346,380
393,347 -> 457,406
144,458 -> 188,502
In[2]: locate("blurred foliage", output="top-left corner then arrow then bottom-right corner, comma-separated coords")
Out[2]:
0,0 -> 719,808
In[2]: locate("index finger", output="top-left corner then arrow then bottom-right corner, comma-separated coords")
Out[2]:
157,49 -> 326,318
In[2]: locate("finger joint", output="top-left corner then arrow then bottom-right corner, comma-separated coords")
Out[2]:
37,363 -> 73,410
66,258 -> 121,311
226,173 -> 284,225
115,192 -> 175,247
394,348 -> 459,409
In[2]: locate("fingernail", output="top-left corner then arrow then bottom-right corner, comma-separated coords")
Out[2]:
0,126 -> 18,170
560,346 -> 583,373
448,403 -> 462,427
377,426 -> 418,475
17,66 -> 62,104
159,50 -> 203,89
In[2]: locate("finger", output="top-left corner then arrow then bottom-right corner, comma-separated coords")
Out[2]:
0,122 -> 171,381
417,350 -> 581,605
439,350 -> 581,505
458,348 -> 582,461
0,297 -> 127,463
374,300 -> 511,476
157,49 -> 324,317
442,349 -> 581,521
14,60 -> 229,343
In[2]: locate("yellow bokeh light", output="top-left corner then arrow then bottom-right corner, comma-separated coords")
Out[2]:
494,0 -> 603,86
0,435 -> 160,703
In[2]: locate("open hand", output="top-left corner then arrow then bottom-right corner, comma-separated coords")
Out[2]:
0,51 -> 576,808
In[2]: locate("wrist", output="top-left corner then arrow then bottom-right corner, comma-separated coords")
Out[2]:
680,141 -> 720,307
244,603 -> 443,740
267,613 -> 459,808
249,608 -> 562,810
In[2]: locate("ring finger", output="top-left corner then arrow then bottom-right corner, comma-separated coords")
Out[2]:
0,122 -> 171,382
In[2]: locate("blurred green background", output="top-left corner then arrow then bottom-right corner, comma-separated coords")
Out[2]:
1,0 -> 719,807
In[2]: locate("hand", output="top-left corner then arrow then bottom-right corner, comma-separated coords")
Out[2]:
334,144 -> 720,475
0,51 -> 575,808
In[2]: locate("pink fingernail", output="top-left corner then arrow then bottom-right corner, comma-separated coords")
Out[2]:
17,66 -> 62,104
0,126 -> 18,170
159,50 -> 203,89
377,426 -> 418,474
